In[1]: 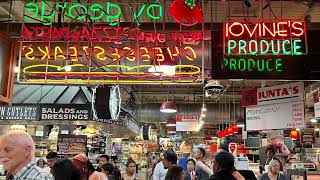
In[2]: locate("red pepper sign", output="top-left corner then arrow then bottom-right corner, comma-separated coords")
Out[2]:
168,0 -> 203,27
229,143 -> 237,155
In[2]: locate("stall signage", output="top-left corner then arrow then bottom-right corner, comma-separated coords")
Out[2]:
314,102 -> 320,118
246,101 -> 305,131
0,106 -> 39,120
57,134 -> 87,155
41,105 -> 91,120
176,115 -> 199,131
301,129 -> 315,144
224,19 -> 307,55
257,82 -> 304,106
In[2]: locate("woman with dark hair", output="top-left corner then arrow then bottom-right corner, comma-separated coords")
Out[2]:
185,159 -> 199,180
73,153 -> 107,180
101,163 -> 121,180
122,159 -> 142,180
209,151 -> 236,180
51,159 -> 82,180
165,165 -> 185,180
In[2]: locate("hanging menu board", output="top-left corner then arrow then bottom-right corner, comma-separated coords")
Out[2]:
57,134 -> 87,155
301,129 -> 316,145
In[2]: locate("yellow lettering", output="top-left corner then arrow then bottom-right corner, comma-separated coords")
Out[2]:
123,47 -> 135,62
94,46 -> 106,61
37,46 -> 51,60
54,46 -> 66,60
69,46 -> 78,61
140,47 -> 150,62
23,46 -> 35,60
184,46 -> 196,61
82,46 -> 90,56
111,48 -> 120,61
154,47 -> 164,62
167,47 -> 180,59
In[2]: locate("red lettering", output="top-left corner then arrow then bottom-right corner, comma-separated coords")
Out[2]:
92,27 -> 102,42
22,27 -> 33,41
51,27 -> 63,42
102,27 -> 112,42
81,27 -> 92,41
282,88 -> 289,96
293,86 -> 299,94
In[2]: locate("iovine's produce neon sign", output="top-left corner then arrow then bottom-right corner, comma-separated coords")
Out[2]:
25,1 -> 162,26
224,19 -> 307,55
224,57 -> 283,72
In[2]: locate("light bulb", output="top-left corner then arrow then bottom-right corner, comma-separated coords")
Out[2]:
14,66 -> 20,73
201,104 -> 207,112
65,65 -> 72,72
311,118 -> 317,123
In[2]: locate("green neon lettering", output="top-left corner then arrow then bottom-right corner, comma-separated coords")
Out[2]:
271,40 -> 281,55
107,2 -> 122,26
260,40 -> 269,55
69,3 -> 87,21
90,3 -> 105,21
275,58 -> 283,72
249,40 -> 258,55
293,39 -> 302,55
146,4 -> 162,20
134,4 -> 147,22
248,58 -> 255,71
230,58 -> 237,70
282,40 -> 291,55
224,58 -> 229,66
239,40 -> 247,54
238,59 -> 246,71
228,40 -> 236,54
257,59 -> 265,72
25,2 -> 39,20
41,1 -> 56,25
266,59 -> 273,72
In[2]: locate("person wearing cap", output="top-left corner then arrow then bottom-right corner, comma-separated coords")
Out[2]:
73,153 -> 108,180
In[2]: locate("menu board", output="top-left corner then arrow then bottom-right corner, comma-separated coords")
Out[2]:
244,137 -> 261,148
301,129 -> 316,145
57,134 -> 87,155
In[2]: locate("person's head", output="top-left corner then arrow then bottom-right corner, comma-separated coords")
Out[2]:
265,146 -> 276,158
101,163 -> 114,175
196,147 -> 206,160
212,151 -> 234,173
87,161 -> 95,172
165,165 -> 184,180
46,151 -> 58,168
183,153 -> 189,158
268,160 -> 281,175
218,144 -> 228,152
51,159 -> 81,180
126,159 -> 137,175
187,159 -> 196,172
163,150 -> 177,169
99,155 -> 109,167
160,152 -> 165,160
0,132 -> 35,175
73,153 -> 88,175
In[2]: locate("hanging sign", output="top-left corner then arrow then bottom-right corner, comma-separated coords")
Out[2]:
176,115 -> 199,131
246,101 -> 305,131
257,82 -> 304,106
40,105 -> 91,120
57,134 -> 87,155
0,106 -> 39,120
224,19 -> 307,55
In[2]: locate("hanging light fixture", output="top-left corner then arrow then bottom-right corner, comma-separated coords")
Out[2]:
290,128 -> 299,140
166,118 -> 176,127
201,104 -> 207,111
160,101 -> 177,113
148,48 -> 177,76
236,122 -> 245,127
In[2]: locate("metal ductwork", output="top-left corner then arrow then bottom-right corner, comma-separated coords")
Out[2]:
138,103 -> 243,124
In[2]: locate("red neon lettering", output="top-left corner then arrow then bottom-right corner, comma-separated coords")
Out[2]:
292,22 -> 304,37
262,23 -> 276,37
243,24 -> 259,38
277,22 -> 288,37
229,22 -> 244,37
22,27 -> 34,41
81,27 -> 92,41
102,27 -> 112,42
51,27 -> 64,41
122,27 -> 130,38
114,28 -> 122,43
92,27 -> 102,42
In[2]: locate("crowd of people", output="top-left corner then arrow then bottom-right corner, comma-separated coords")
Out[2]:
0,132 -> 289,180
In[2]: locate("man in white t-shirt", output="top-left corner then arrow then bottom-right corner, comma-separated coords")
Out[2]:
153,150 -> 177,180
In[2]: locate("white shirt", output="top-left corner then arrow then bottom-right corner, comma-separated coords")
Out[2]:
153,162 -> 168,180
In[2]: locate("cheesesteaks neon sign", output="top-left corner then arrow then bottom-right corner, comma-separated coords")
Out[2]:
224,19 -> 307,55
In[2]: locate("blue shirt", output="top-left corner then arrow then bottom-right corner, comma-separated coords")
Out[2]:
178,158 -> 188,172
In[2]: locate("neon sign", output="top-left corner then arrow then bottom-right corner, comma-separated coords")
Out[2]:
224,57 -> 283,72
224,19 -> 307,55
25,1 -> 162,26
22,26 -> 203,44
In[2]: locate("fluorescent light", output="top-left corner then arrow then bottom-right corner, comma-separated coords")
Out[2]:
65,65 -> 72,72
296,128 -> 301,131
14,66 -> 20,73
311,118 -> 317,123
201,113 -> 206,118
201,104 -> 207,112
148,65 -> 176,76
160,109 -> 177,113
236,123 -> 245,127
315,128 -> 320,131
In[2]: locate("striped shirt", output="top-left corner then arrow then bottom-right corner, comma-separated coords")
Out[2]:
13,160 -> 53,180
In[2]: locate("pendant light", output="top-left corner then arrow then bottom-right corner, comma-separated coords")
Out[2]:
160,86 -> 177,113
290,128 -> 299,140
166,118 -> 176,127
